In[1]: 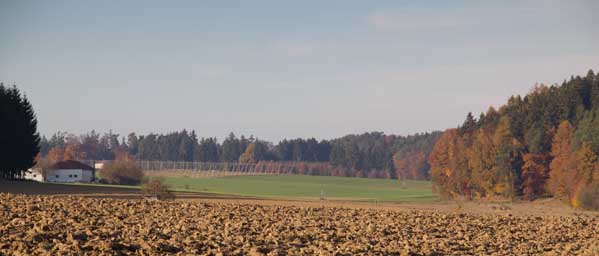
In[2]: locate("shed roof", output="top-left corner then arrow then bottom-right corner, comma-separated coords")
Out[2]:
49,160 -> 94,171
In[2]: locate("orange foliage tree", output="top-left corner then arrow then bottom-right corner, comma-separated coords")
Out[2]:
394,149 -> 428,180
520,153 -> 549,200
429,129 -> 470,198
570,143 -> 599,207
548,121 -> 575,199
46,147 -> 65,162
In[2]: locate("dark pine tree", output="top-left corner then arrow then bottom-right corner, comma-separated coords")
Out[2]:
460,112 -> 477,134
0,83 -> 41,179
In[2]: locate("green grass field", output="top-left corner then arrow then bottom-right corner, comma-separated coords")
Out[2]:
156,175 -> 438,203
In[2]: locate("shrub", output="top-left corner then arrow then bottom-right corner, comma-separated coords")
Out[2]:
579,184 -> 599,211
33,155 -> 55,180
100,155 -> 144,185
141,178 -> 174,200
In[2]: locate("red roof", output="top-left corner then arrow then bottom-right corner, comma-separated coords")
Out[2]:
49,160 -> 94,171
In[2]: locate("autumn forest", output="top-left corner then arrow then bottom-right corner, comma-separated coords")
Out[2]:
430,69 -> 599,207
34,69 -> 599,207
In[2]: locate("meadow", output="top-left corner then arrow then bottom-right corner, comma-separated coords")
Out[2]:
154,175 -> 438,203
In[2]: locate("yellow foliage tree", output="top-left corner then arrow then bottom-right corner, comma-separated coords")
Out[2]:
570,143 -> 599,207
576,143 -> 597,185
239,143 -> 256,163
467,129 -> 495,197
491,116 -> 523,199
548,121 -> 575,199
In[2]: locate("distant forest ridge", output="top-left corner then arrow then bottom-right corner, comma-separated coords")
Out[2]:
39,130 -> 442,180
39,68 -> 599,191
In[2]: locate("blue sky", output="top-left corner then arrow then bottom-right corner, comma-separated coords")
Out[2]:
1,0 -> 598,142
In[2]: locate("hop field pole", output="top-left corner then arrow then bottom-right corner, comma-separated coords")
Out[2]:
290,161 -> 296,176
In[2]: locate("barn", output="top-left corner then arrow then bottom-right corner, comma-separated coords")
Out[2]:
25,160 -> 95,183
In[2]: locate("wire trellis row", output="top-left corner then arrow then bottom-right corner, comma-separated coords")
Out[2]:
79,160 -> 298,176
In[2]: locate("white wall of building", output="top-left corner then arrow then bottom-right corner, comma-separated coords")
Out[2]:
24,169 -> 44,182
94,163 -> 104,170
82,169 -> 94,182
45,169 -> 94,183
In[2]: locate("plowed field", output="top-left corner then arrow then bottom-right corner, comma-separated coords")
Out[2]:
1,193 -> 598,255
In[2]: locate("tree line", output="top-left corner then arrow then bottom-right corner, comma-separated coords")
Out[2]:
0,83 -> 40,179
429,69 -> 599,208
39,130 -> 441,179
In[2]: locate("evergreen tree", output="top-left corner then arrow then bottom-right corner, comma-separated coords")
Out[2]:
592,70 -> 599,109
460,112 -> 477,134
221,132 -> 241,162
574,109 -> 599,155
127,132 -> 139,157
0,83 -> 41,179
524,123 -> 550,154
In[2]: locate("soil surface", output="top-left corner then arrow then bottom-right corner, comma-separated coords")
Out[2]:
1,193 -> 598,255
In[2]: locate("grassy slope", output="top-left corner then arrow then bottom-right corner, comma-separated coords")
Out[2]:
158,175 -> 438,202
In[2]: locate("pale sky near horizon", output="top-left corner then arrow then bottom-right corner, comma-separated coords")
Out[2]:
1,0 -> 598,142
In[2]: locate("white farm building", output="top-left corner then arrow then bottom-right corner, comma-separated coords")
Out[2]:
25,160 -> 95,183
